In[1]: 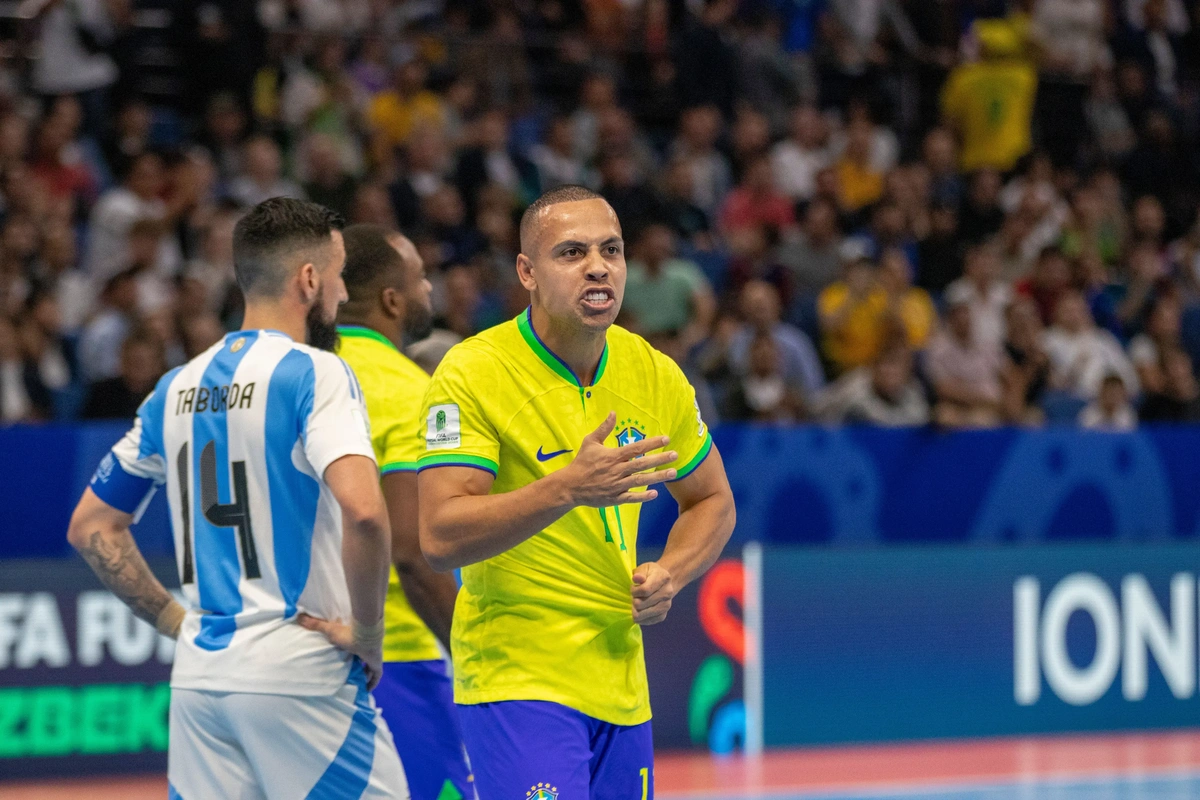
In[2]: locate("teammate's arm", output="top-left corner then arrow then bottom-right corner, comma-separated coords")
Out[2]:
632,447 -> 735,625
383,470 -> 457,650
419,412 -> 677,572
301,453 -> 391,688
67,488 -> 185,638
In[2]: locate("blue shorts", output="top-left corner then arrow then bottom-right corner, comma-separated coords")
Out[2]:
457,701 -> 653,800
373,660 -> 474,800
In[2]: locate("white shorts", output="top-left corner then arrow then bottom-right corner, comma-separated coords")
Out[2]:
168,664 -> 409,800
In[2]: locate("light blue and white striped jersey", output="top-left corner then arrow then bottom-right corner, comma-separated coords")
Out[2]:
89,329 -> 376,696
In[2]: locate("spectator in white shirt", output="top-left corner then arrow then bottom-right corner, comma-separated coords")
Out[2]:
943,243 -> 1012,353
926,294 -> 1004,427
531,116 -> 587,191
1079,373 -> 1138,430
85,151 -> 182,281
771,105 -> 830,203
1043,291 -> 1140,401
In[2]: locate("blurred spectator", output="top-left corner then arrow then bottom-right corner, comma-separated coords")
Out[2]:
368,60 -> 447,149
0,315 -> 35,423
455,109 -> 538,215
877,248 -> 935,353
1139,347 -> 1200,422
959,169 -> 1006,244
182,210 -> 241,328
571,73 -> 620,166
1078,373 -> 1138,431
657,159 -> 712,246
1016,246 -> 1074,325
1113,0 -> 1185,97
530,117 -> 587,191
78,269 -> 138,382
771,105 -> 830,203
34,223 -> 92,334
180,313 -> 225,359
727,280 -> 825,401
1001,296 -> 1052,423
819,254 -> 889,374
670,106 -> 731,217
721,333 -> 806,422
778,197 -> 844,300
301,133 -> 358,220
719,155 -> 796,236
622,224 -> 716,351
926,294 -> 1004,428
944,244 -> 1012,352
674,0 -> 739,115
1128,294 -> 1183,394
85,151 -> 182,281
228,135 -> 304,208
1044,291 -> 1140,401
922,128 -> 964,208
81,330 -> 166,419
29,0 -> 118,137
834,116 -> 885,214
1116,240 -> 1170,336
17,292 -> 76,418
915,201 -> 964,293
940,19 -> 1036,173
814,341 -> 929,426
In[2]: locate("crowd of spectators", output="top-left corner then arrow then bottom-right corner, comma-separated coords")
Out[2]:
2,0 -> 1200,432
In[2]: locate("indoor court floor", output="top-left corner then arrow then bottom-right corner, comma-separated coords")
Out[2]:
5,730 -> 1200,799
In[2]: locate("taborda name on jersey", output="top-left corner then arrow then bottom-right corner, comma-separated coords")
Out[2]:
426,403 -> 462,449
174,381 -> 257,415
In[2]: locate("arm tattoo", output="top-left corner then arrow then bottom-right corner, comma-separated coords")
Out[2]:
79,529 -> 176,628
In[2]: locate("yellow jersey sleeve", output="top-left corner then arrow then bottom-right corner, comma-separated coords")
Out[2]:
418,344 -> 501,475
655,351 -> 713,482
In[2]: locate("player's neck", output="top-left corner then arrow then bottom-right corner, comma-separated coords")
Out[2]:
531,306 -> 607,385
338,309 -> 403,351
241,301 -> 307,343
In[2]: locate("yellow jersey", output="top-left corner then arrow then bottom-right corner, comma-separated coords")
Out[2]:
335,325 -> 443,664
418,309 -> 712,725
941,59 -> 1037,173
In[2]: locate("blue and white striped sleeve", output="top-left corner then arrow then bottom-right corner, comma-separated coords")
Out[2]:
302,352 -> 376,479
90,387 -> 170,519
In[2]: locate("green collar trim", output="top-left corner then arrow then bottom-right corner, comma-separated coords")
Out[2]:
337,325 -> 399,353
515,308 -> 608,388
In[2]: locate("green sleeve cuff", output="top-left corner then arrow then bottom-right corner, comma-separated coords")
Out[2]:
670,432 -> 713,482
380,461 -> 419,475
416,452 -> 499,477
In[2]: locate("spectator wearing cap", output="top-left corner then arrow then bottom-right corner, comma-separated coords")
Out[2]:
1078,373 -> 1137,431
926,293 -> 1004,428
622,224 -> 716,353
940,19 -> 1037,173
814,340 -> 930,426
81,330 -> 166,420
943,244 -> 1012,353
1044,291 -> 1140,402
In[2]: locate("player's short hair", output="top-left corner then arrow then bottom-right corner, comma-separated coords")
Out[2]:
342,223 -> 405,303
519,185 -> 609,253
233,198 -> 343,298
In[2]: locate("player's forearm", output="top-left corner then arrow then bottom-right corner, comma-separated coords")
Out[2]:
397,568 -> 457,651
421,472 -> 575,571
658,489 -> 736,591
342,511 -> 391,626
69,521 -> 177,629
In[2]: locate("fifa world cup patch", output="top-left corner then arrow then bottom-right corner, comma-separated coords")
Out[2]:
426,403 -> 462,449
526,784 -> 558,800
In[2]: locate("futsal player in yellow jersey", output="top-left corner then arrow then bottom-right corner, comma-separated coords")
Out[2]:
333,224 -> 473,800
418,186 -> 737,798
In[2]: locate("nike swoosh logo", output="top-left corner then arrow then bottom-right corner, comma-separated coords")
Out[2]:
536,446 -> 573,462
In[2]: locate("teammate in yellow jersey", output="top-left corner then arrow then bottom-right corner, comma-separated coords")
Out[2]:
332,224 -> 474,800
417,185 -> 737,798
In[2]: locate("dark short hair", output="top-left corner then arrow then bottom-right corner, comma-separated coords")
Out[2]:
232,198 -> 343,298
519,185 -> 609,252
342,223 -> 405,303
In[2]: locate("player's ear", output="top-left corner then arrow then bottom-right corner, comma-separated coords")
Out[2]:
516,253 -> 537,292
380,286 -> 403,319
298,262 -> 319,304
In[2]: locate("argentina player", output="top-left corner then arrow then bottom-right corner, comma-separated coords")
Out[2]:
67,199 -> 408,799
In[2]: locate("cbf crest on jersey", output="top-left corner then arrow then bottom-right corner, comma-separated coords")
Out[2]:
616,417 -> 646,456
526,783 -> 558,800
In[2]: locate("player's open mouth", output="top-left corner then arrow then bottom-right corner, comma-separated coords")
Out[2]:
581,288 -> 615,311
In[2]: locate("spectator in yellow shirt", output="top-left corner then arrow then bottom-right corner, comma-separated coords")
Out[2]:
940,20 -> 1037,173
834,118 -> 885,213
368,60 -> 447,148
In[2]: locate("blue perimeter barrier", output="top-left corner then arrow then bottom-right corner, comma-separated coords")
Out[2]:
6,422 -> 1200,558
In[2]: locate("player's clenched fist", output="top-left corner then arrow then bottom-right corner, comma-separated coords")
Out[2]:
631,561 -> 675,625
560,412 -> 677,507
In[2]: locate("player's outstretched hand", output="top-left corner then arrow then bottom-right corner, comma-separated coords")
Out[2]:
562,412 -> 678,507
297,614 -> 384,690
631,561 -> 676,625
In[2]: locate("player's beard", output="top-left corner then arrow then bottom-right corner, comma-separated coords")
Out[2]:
306,301 -> 339,352
404,295 -> 434,343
